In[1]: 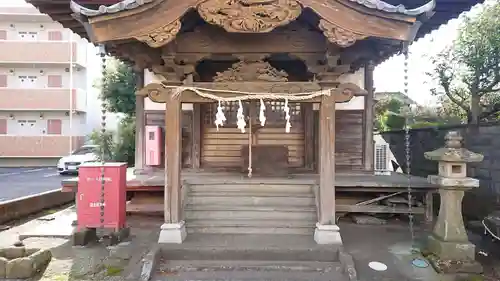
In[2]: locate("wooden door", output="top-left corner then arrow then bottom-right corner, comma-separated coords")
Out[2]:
201,101 -> 250,169
200,101 -> 305,172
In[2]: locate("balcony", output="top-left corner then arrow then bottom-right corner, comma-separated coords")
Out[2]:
0,41 -> 86,66
0,136 -> 85,157
0,88 -> 86,111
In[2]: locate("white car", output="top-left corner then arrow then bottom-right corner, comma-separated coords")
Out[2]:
57,144 -> 100,175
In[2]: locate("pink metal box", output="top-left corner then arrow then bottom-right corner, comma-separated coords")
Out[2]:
145,125 -> 162,166
77,162 -> 127,231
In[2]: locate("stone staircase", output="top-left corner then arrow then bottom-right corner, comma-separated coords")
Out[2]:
154,233 -> 352,281
183,180 -> 318,235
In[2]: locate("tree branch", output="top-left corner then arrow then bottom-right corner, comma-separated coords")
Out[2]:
480,102 -> 500,119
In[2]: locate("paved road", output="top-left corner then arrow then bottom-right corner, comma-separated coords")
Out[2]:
0,167 -> 73,203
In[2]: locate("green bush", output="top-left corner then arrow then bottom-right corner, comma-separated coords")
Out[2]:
88,117 -> 135,165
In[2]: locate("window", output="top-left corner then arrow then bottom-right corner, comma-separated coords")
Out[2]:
47,119 -> 62,135
0,75 -> 6,87
17,31 -> 38,41
47,75 -> 62,88
0,119 -> 6,134
48,31 -> 62,41
72,146 -> 98,155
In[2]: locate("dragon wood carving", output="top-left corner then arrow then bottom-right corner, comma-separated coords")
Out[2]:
197,0 -> 302,33
214,61 -> 289,82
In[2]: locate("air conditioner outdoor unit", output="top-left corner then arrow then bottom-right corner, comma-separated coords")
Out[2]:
374,143 -> 391,176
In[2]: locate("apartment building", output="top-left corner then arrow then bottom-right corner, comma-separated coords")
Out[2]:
0,5 -> 88,167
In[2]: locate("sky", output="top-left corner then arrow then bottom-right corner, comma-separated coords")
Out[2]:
1,0 -> 489,106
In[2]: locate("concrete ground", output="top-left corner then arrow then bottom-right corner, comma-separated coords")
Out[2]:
0,207 -> 161,281
340,219 -> 439,281
0,167 -> 71,202
1,209 -> 499,281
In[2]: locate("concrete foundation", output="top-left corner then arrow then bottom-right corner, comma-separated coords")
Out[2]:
314,223 -> 342,245
158,221 -> 187,244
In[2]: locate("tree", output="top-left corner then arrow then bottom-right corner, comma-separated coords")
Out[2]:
428,2 -> 500,125
99,58 -> 138,117
90,57 -> 138,165
375,95 -> 462,131
375,97 -> 406,131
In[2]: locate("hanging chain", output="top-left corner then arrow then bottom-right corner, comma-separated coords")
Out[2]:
99,45 -> 107,228
403,45 -> 415,245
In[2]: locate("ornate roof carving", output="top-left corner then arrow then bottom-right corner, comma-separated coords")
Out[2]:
70,0 -> 154,17
198,0 -> 302,33
214,61 -> 289,82
346,0 -> 435,16
88,0 -> 422,49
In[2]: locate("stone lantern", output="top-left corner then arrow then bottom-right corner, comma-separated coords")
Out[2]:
424,131 -> 483,264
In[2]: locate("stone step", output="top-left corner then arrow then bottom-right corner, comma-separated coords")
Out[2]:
160,245 -> 340,263
187,226 -> 314,235
185,207 -> 317,221
187,219 -> 315,228
152,260 -> 347,281
188,184 -> 313,194
185,204 -> 316,212
187,194 -> 315,206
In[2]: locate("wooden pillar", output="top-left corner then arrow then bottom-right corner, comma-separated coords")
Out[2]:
164,94 -> 182,223
363,61 -> 375,171
318,94 -> 336,225
158,92 -> 186,243
191,103 -> 201,169
303,103 -> 315,170
134,70 -> 145,173
314,93 -> 342,244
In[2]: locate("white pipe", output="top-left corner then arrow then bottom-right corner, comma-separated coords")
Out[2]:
69,31 -> 73,154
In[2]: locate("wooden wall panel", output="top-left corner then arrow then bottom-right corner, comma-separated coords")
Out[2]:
335,110 -> 364,170
201,127 -> 305,168
202,127 -> 247,168
314,110 -> 364,172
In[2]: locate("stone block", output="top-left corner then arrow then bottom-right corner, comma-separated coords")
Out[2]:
314,223 -> 342,245
351,215 -> 386,225
5,257 -> 34,279
29,249 -> 52,273
0,247 -> 25,260
158,222 -> 186,244
72,228 -> 98,246
109,242 -> 133,260
426,234 -> 476,261
0,257 -> 7,278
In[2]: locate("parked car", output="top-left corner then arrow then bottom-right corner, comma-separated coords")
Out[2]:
57,144 -> 99,175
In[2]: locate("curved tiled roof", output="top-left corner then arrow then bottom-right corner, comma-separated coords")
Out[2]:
27,0 -> 484,41
69,0 -> 435,17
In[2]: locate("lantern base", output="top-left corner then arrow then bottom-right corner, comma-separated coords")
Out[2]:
158,221 -> 186,244
426,234 -> 476,261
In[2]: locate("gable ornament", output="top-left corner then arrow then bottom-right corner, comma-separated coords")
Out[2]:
197,0 -> 302,33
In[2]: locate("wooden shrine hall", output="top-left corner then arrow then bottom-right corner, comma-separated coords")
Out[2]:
31,0 -> 484,244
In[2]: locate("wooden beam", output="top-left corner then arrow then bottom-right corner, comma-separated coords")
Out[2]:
363,62 -> 375,171
164,94 -> 182,223
318,94 -> 336,225
138,82 -> 365,103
